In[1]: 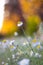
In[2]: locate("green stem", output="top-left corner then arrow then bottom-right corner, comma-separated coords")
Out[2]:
21,27 -> 35,54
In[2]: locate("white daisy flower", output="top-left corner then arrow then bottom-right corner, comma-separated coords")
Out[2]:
10,46 -> 16,51
39,54 -> 42,58
2,39 -> 10,48
30,50 -> 34,57
23,42 -> 27,46
18,59 -> 30,65
9,40 -> 15,46
35,53 -> 39,57
12,54 -> 15,59
2,61 -> 4,64
14,32 -> 18,36
17,21 -> 23,27
7,58 -> 10,61
16,52 -> 20,56
35,53 -> 42,58
28,36 -> 32,41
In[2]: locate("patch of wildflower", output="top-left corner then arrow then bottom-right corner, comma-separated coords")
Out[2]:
2,61 -> 4,65
14,32 -> 18,36
18,59 -> 30,65
17,21 -> 23,27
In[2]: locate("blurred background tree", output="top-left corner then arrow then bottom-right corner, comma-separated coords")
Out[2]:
0,0 -> 42,37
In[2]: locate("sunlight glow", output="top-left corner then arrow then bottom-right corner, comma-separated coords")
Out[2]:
0,0 -> 5,31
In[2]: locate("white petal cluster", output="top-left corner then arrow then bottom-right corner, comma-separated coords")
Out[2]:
12,54 -> 15,59
35,53 -> 42,58
9,40 -> 15,45
30,50 -> 34,57
2,61 -> 4,65
7,58 -> 10,61
18,59 -> 30,65
17,21 -> 23,27
14,32 -> 18,36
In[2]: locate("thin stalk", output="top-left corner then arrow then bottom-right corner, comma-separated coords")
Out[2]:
21,27 -> 35,54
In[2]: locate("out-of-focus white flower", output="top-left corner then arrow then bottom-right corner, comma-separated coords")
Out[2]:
16,50 -> 23,56
23,41 -> 28,46
35,53 -> 39,57
28,36 -> 32,41
39,54 -> 42,58
9,40 -> 15,46
2,39 -> 9,48
2,43 -> 7,49
2,61 -> 4,64
35,53 -> 42,58
14,32 -> 18,36
18,59 -> 30,65
10,45 -> 16,51
32,39 -> 37,43
23,42 -> 27,46
12,54 -> 15,59
37,45 -> 41,49
17,21 -> 23,27
30,50 -> 34,57
7,58 -> 10,61
9,42 -> 12,46
16,52 -> 20,56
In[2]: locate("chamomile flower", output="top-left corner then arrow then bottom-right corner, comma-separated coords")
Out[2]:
23,42 -> 27,46
39,54 -> 42,58
23,41 -> 28,46
10,45 -> 16,51
34,53 -> 42,58
2,61 -> 4,65
18,59 -> 30,65
35,53 -> 39,57
30,50 -> 34,57
9,40 -> 15,46
37,45 -> 41,49
28,36 -> 32,41
7,58 -> 10,61
16,52 -> 20,56
14,32 -> 18,36
32,39 -> 37,43
12,54 -> 15,59
17,21 -> 23,27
